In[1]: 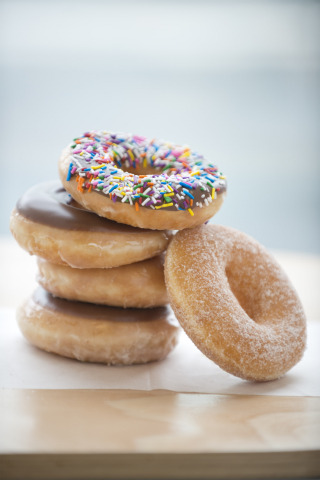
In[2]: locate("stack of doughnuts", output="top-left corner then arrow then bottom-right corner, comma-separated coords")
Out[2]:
11,130 -> 307,381
10,181 -> 178,365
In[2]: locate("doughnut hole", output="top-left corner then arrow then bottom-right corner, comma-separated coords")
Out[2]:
225,241 -> 296,328
126,166 -> 179,177
225,253 -> 265,324
125,165 -> 162,176
225,267 -> 256,322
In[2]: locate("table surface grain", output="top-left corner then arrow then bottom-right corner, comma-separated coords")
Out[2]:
1,237 -> 320,479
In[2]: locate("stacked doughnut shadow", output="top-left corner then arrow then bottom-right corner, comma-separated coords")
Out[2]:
10,181 -> 179,365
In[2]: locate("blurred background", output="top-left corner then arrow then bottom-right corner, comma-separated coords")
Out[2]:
1,0 -> 319,253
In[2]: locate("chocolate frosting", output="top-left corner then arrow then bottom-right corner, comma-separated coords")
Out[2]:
16,181 -> 151,232
33,287 -> 171,323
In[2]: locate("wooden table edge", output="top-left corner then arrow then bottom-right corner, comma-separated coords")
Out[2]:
1,450 -> 319,480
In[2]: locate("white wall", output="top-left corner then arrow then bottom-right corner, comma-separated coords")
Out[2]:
1,0 -> 319,252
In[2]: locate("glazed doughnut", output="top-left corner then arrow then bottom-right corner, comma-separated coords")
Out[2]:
59,131 -> 227,230
17,287 -> 180,365
37,255 -> 168,308
10,181 -> 171,268
165,224 -> 307,381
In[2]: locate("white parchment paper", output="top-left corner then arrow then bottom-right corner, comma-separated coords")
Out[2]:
1,308 -> 319,396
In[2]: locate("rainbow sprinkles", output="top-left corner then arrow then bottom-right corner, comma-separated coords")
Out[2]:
66,131 -> 227,216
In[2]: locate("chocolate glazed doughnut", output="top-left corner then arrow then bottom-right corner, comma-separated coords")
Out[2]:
10,181 -> 172,268
17,287 -> 180,365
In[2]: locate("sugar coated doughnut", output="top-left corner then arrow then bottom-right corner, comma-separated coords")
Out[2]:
17,287 -> 180,365
59,131 -> 227,230
10,181 -> 171,268
165,224 -> 307,381
37,255 -> 168,308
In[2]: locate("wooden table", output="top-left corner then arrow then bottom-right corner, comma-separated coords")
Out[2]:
1,238 -> 319,479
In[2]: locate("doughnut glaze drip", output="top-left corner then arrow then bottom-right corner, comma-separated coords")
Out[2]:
66,131 -> 227,216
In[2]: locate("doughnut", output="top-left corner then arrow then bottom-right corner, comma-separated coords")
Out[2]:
59,131 -> 227,230
10,181 -> 171,268
37,255 -> 168,308
165,224 -> 307,381
17,287 -> 180,365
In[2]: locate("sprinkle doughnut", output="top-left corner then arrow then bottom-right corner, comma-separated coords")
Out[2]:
37,255 -> 168,308
10,181 -> 171,268
59,131 -> 227,230
165,224 -> 307,381
17,287 -> 180,365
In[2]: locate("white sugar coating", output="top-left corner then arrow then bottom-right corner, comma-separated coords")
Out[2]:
165,225 -> 307,381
